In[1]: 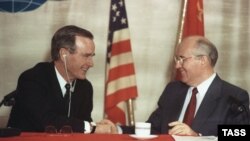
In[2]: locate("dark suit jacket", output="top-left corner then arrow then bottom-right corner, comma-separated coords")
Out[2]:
122,75 -> 250,136
7,62 -> 93,132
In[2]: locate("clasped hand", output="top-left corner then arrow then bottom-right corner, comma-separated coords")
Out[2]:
94,119 -> 118,134
168,121 -> 199,136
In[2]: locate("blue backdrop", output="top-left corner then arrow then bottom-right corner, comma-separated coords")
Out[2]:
0,0 -> 47,13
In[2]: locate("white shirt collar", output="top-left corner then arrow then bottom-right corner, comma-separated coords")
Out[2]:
196,73 -> 216,96
195,73 -> 216,115
55,66 -> 68,96
179,73 -> 217,122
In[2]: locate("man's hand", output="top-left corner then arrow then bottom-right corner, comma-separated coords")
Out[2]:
99,119 -> 118,134
94,123 -> 112,134
168,121 -> 199,136
94,119 -> 118,134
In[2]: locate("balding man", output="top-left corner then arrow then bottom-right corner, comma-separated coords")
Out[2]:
102,36 -> 250,136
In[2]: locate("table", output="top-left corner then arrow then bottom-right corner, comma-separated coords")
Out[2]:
0,132 -> 175,141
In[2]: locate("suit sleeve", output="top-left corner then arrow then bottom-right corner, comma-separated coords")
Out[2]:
146,85 -> 169,134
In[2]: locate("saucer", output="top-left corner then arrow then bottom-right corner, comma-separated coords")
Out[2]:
129,134 -> 158,140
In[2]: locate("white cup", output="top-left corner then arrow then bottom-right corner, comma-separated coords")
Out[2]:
135,122 -> 151,136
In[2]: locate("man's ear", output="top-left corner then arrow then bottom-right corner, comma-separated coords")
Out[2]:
200,55 -> 210,66
59,48 -> 68,61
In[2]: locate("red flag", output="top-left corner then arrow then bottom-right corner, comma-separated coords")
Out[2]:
175,0 -> 204,80
105,0 -> 138,125
182,0 -> 204,38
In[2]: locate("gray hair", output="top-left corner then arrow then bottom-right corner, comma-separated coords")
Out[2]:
51,25 -> 94,61
193,38 -> 218,67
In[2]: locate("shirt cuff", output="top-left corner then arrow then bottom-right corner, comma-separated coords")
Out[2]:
84,121 -> 96,134
117,125 -> 123,134
84,121 -> 91,134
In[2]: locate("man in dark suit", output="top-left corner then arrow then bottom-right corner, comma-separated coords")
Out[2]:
102,36 -> 250,136
7,25 -> 109,133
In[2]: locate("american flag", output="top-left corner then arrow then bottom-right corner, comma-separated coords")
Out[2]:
105,0 -> 138,125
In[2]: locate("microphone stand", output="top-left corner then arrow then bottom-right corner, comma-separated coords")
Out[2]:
226,96 -> 250,124
0,90 -> 21,137
0,90 -> 16,108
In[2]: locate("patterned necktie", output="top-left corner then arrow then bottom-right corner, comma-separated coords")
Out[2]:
183,87 -> 198,126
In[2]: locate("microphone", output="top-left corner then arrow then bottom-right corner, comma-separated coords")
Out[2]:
229,96 -> 246,113
227,96 -> 250,124
62,54 -> 72,118
0,91 -> 21,137
0,90 -> 17,107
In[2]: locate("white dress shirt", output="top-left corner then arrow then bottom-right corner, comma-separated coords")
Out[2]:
178,73 -> 216,122
54,66 -> 93,133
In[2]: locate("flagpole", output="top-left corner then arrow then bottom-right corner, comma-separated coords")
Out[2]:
126,99 -> 135,126
171,0 -> 188,80
177,0 -> 188,44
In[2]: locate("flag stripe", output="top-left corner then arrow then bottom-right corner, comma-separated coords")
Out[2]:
106,75 -> 137,95
105,86 -> 137,108
111,40 -> 132,56
113,28 -> 130,43
109,52 -> 133,69
108,63 -> 135,82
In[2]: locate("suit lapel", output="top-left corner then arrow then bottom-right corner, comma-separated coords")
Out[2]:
192,75 -> 222,129
171,87 -> 189,120
48,62 -> 64,100
162,83 -> 189,133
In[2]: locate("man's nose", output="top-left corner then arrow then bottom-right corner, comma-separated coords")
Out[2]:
175,61 -> 181,69
87,57 -> 94,67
